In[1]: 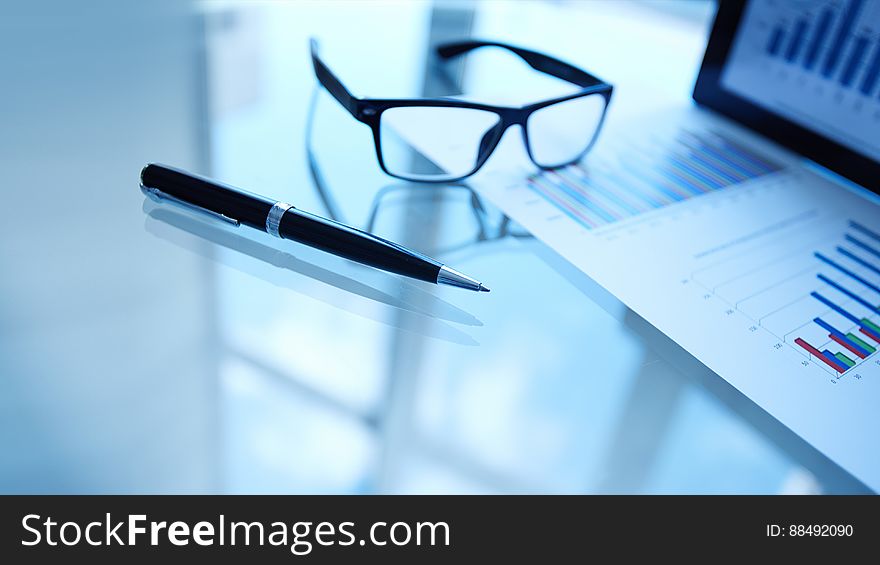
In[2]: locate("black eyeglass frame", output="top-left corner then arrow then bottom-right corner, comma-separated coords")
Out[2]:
310,38 -> 614,183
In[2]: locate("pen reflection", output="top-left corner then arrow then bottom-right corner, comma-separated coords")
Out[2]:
143,202 -> 482,344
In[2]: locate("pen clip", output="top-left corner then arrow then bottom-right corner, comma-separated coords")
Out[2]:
141,184 -> 240,227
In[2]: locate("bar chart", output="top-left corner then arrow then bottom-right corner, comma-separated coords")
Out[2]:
722,0 -> 880,162
693,219 -> 880,377
764,0 -> 880,96
523,130 -> 781,230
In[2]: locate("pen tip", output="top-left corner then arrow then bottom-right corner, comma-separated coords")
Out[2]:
480,286 -> 490,292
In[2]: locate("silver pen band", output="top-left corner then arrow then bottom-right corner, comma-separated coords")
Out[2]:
266,201 -> 292,238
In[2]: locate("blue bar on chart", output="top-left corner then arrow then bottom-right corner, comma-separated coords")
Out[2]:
840,36 -> 869,88
816,320 -> 878,362
784,18 -> 809,63
821,348 -> 849,372
836,246 -> 880,276
851,220 -> 880,243
845,234 -> 880,259
804,8 -> 834,70
822,0 -> 864,79
793,221 -> 880,375
524,130 -> 782,230
814,252 -> 880,295
859,40 -> 880,96
794,337 -> 847,372
813,317 -> 871,358
816,274 -> 879,312
766,25 -> 785,56
810,292 -> 880,344
811,291 -> 863,324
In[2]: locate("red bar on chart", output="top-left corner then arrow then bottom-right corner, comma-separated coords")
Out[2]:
829,333 -> 868,359
860,326 -> 880,344
795,337 -> 846,373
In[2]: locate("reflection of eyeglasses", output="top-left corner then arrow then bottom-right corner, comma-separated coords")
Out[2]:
311,38 -> 613,183
305,86 -> 534,255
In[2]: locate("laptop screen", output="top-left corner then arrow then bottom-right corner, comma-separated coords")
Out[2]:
720,0 -> 880,164
693,0 -> 880,193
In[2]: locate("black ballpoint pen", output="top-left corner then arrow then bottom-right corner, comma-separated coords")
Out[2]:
140,164 -> 490,292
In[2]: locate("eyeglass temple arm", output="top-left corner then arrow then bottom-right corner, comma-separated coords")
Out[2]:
436,40 -> 606,88
310,38 -> 360,118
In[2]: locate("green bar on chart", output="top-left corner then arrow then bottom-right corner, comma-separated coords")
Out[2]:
862,318 -> 880,334
847,333 -> 876,353
834,352 -> 856,368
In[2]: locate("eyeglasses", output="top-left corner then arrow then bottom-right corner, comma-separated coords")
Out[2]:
311,38 -> 613,183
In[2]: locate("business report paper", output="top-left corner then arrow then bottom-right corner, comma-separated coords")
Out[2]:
404,106 -> 880,490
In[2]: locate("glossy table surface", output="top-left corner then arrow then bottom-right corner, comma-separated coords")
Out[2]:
0,0 -> 842,493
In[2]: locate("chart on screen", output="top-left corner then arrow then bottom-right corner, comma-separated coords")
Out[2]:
722,0 -> 880,162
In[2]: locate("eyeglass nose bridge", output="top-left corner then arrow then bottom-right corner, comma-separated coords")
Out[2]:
474,107 -> 532,165
481,108 -> 540,169
475,120 -> 509,165
508,107 -> 539,163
